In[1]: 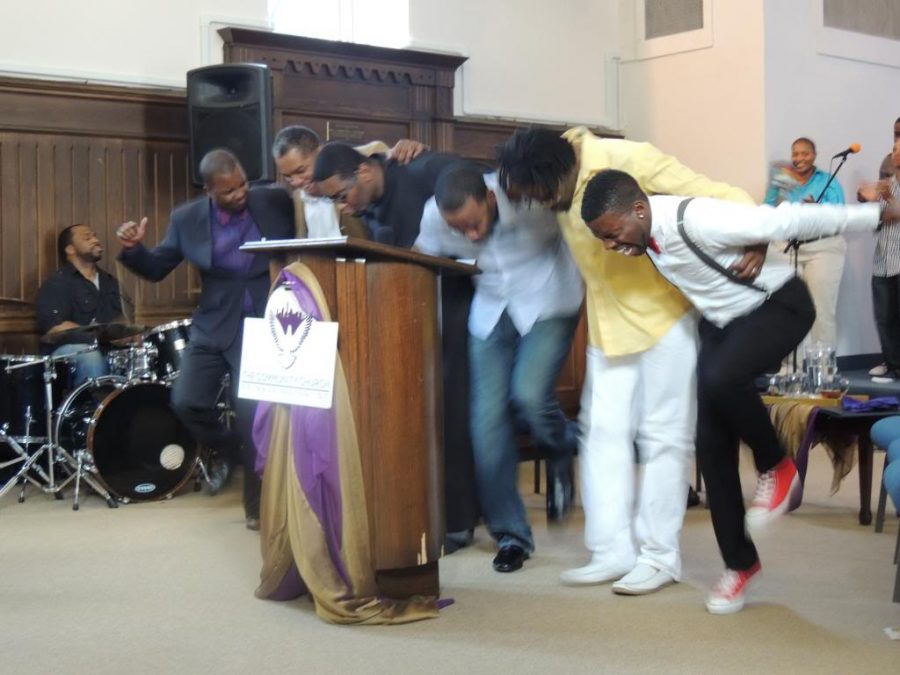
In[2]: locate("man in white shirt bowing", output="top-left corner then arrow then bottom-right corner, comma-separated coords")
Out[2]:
415,164 -> 584,573
579,168 -> 900,614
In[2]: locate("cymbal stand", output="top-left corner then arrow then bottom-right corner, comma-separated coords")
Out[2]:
0,357 -> 61,504
0,425 -> 52,504
2,353 -> 118,510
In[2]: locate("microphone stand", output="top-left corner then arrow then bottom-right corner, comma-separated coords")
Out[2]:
782,154 -> 850,374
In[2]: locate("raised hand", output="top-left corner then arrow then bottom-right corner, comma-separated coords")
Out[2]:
388,139 -> 428,164
116,217 -> 148,249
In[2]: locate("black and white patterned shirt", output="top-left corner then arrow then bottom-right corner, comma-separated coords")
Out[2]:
874,176 -> 900,278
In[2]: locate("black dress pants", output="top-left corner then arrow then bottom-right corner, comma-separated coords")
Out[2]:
871,274 -> 900,371
170,334 -> 260,519
696,277 -> 815,570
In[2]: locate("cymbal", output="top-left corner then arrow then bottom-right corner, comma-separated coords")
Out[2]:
40,322 -> 147,346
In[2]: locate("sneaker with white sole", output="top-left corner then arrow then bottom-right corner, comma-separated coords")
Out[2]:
869,363 -> 888,376
611,563 -> 676,595
559,560 -> 631,586
705,561 -> 761,614
872,370 -> 899,384
745,457 -> 800,533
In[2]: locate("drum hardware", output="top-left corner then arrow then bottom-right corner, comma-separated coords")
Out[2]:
0,350 -> 114,507
0,422 -> 53,504
0,351 -> 121,510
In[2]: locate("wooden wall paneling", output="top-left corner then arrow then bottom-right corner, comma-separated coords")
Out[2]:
220,29 -> 467,151
0,78 -> 198,350
279,113 -> 411,148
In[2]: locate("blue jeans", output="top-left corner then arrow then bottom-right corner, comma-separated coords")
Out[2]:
52,343 -> 108,386
469,311 -> 579,552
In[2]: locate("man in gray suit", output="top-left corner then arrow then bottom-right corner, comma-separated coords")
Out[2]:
116,149 -> 294,529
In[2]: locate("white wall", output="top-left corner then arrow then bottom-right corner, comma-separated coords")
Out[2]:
0,0 -> 269,88
408,0 -> 619,128
764,0 -> 900,356
618,1 -> 767,197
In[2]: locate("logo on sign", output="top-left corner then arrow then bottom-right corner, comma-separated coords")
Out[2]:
265,284 -> 314,369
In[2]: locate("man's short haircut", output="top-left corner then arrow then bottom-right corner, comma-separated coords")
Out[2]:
580,170 -> 647,224
435,164 -> 488,212
312,142 -> 367,182
792,137 -> 816,153
198,148 -> 243,187
894,116 -> 900,126
57,223 -> 84,264
272,125 -> 321,159
496,127 -> 576,200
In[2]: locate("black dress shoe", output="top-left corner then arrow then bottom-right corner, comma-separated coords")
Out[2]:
546,455 -> 574,522
492,545 -> 529,573
204,453 -> 233,496
686,486 -> 701,508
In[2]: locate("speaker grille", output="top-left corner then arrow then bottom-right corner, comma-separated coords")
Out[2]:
187,64 -> 273,185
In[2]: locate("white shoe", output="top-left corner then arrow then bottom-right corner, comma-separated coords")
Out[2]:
559,560 -> 631,586
611,563 -> 676,595
869,363 -> 888,376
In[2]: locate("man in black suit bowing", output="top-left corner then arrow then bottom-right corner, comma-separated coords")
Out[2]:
116,149 -> 294,529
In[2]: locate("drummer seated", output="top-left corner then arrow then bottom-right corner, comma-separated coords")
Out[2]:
35,224 -> 124,385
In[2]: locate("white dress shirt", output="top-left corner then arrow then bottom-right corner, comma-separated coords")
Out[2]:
301,190 -> 342,238
647,195 -> 881,327
415,172 -> 584,340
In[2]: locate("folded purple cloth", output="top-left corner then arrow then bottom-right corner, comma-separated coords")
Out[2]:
841,395 -> 900,412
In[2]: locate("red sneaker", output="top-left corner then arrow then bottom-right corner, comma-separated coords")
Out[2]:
705,561 -> 761,614
745,457 -> 800,532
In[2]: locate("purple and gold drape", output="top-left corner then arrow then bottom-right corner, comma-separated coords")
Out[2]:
252,262 -> 440,624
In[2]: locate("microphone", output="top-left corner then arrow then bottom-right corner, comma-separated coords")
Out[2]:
832,143 -> 861,160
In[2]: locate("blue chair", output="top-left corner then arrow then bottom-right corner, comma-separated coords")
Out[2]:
871,417 -> 900,603
884,444 -> 900,603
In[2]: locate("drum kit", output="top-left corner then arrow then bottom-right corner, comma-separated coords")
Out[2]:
0,319 -> 226,510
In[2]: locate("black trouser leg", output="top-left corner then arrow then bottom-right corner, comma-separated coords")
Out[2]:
224,335 -> 260,520
697,277 -> 815,570
170,343 -> 232,448
171,339 -> 259,518
872,275 -> 900,371
441,276 -> 480,533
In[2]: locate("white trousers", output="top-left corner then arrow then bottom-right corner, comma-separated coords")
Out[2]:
793,236 -> 847,346
578,312 -> 698,579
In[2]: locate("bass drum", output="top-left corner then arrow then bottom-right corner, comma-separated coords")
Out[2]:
55,377 -> 198,502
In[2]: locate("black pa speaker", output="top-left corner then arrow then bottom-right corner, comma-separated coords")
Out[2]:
187,63 -> 274,185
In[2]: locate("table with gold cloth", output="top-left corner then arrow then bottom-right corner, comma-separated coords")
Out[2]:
768,398 -> 897,525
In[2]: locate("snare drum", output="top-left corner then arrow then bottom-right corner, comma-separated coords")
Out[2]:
55,377 -> 198,502
146,319 -> 191,381
0,354 -> 77,439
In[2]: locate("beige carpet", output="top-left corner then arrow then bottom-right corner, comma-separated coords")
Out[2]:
1,449 -> 898,675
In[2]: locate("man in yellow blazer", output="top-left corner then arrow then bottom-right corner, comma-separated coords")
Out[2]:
497,127 -> 759,595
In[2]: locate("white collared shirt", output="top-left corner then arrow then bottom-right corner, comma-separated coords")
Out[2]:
415,173 -> 584,339
647,195 -> 880,327
300,190 -> 342,238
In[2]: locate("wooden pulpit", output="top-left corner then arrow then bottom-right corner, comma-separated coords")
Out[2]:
242,237 -> 477,599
